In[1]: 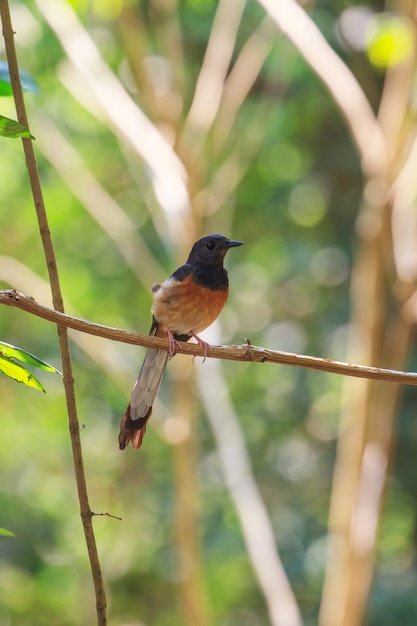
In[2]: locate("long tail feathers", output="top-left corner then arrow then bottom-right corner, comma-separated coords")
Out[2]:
118,344 -> 168,450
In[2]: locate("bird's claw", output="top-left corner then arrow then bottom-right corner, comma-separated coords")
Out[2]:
167,328 -> 183,358
190,331 -> 211,363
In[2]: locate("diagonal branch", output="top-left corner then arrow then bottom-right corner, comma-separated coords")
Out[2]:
34,0 -> 190,233
34,115 -> 166,288
181,0 -> 246,142
3,289 -> 417,387
256,0 -> 388,178
211,15 -> 276,156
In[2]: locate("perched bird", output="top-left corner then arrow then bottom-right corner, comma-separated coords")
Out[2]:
118,234 -> 243,450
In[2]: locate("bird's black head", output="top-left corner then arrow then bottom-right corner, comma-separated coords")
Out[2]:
187,234 -> 243,267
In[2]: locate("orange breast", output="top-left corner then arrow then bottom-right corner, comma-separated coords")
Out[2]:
151,274 -> 228,335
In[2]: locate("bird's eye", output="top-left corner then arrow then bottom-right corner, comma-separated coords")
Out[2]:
206,240 -> 215,250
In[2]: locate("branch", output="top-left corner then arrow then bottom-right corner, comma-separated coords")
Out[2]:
35,0 -> 191,235
181,0 -> 245,140
256,0 -> 388,178
0,3 -> 107,623
34,115 -> 166,288
3,289 -> 417,386
211,16 -> 276,156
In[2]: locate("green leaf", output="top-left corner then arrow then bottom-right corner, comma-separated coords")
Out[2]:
0,79 -> 12,96
0,528 -> 16,538
0,341 -> 61,374
0,354 -> 46,391
0,115 -> 35,139
0,62 -> 38,95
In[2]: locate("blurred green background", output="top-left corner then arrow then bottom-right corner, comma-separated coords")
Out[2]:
1,0 -> 417,625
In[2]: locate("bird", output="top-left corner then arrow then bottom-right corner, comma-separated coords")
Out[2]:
118,234 -> 243,451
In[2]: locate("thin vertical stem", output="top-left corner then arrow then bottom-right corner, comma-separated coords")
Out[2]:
0,2 -> 107,623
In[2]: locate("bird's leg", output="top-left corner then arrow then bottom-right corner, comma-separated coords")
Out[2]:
189,331 -> 211,362
166,327 -> 183,358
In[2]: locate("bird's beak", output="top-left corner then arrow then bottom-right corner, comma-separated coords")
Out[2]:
227,239 -> 244,248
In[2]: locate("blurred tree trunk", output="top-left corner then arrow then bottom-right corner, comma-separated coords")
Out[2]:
319,194 -> 413,626
319,26 -> 417,626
